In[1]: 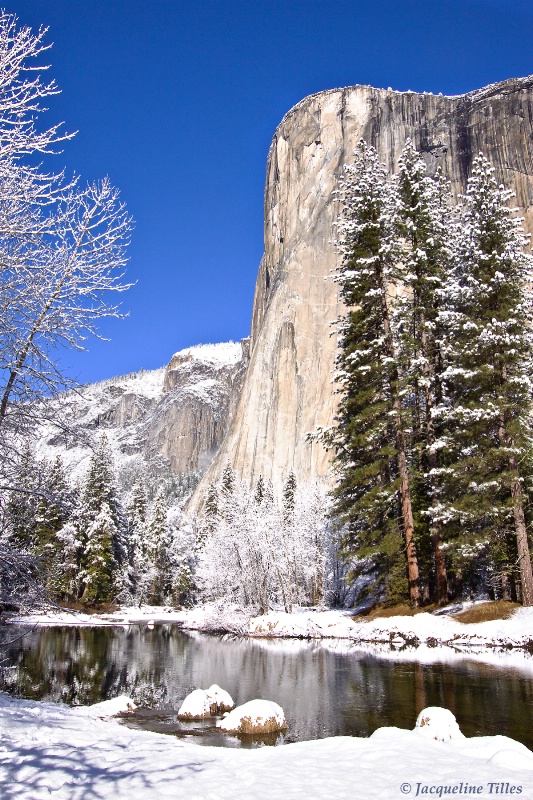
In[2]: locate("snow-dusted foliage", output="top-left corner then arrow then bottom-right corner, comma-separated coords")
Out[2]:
0,11 -> 131,449
0,434 -> 195,609
329,140 -> 533,607
0,11 -> 131,608
196,467 -> 331,611
435,154 -> 533,604
327,139 -> 421,606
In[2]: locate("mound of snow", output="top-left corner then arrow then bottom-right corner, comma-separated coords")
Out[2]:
414,706 -> 465,742
206,684 -> 234,714
177,689 -> 212,720
218,699 -> 287,734
72,695 -> 136,718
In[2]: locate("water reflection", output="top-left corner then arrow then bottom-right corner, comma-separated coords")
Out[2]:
1,625 -> 532,749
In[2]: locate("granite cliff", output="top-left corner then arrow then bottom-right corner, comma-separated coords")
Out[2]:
190,75 -> 533,509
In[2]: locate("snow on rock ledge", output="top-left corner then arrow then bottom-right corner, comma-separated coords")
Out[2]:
414,706 -> 465,742
219,699 -> 287,734
177,689 -> 212,720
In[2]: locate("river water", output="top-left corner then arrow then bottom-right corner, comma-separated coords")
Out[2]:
1,624 -> 532,749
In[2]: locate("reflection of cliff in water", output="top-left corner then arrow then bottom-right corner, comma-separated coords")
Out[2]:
1,626 -> 533,748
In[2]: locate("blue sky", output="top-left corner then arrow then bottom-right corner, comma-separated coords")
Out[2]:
13,0 -> 533,384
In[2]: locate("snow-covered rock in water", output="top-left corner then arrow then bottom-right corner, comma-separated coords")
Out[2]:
206,684 -> 234,714
177,689 -> 212,719
72,695 -> 136,718
218,699 -> 287,734
414,706 -> 465,741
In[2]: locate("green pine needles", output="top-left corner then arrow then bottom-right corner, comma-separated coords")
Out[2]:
331,140 -> 533,607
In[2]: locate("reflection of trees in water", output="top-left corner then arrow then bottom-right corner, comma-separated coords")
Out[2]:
341,654 -> 533,746
1,627 -> 533,749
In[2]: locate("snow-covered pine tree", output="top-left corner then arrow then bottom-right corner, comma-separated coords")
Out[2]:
54,521 -> 82,601
127,480 -> 148,603
33,455 -> 76,590
393,141 -> 455,604
5,445 -> 40,550
438,153 -> 533,605
79,435 -> 127,601
145,488 -> 172,604
332,140 -> 420,606
80,502 -> 117,603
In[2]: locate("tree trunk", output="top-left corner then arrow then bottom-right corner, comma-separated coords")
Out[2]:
420,310 -> 448,605
379,268 -> 420,607
396,440 -> 420,606
509,454 -> 533,606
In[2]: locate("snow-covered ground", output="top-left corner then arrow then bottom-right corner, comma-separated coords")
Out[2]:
10,602 -> 533,651
1,691 -> 532,799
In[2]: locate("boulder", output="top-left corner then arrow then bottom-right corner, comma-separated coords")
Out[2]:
206,684 -> 235,715
219,699 -> 287,734
414,706 -> 465,741
177,689 -> 211,720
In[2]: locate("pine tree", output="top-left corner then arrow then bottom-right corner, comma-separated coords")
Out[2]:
6,445 -> 40,550
438,153 -> 533,605
332,140 -> 420,606
54,521 -> 82,600
254,475 -> 265,505
127,480 -> 148,603
394,141 -> 455,604
282,471 -> 297,523
79,435 -> 126,601
80,502 -> 117,603
145,488 -> 172,604
33,456 -> 74,589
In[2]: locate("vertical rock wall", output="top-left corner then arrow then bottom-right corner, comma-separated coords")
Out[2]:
190,76 -> 533,508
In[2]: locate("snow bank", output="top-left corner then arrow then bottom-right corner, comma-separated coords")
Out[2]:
218,699 -> 287,734
9,603 -> 533,653
415,707 -> 465,742
1,692 -> 533,800
72,695 -> 136,719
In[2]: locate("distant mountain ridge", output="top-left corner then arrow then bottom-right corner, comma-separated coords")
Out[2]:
35,340 -> 248,503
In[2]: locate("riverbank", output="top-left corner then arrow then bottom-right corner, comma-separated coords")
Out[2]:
0,691 -> 532,800
9,602 -> 533,650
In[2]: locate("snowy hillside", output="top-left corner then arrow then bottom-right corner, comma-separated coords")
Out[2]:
33,340 -> 247,504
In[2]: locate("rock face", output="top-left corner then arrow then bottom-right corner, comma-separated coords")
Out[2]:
36,341 -> 247,495
148,342 -> 248,475
191,75 -> 533,508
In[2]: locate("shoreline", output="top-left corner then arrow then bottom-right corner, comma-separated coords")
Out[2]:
1,690 -> 532,799
6,603 -> 533,654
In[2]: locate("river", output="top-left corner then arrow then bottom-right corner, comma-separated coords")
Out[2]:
1,624 -> 532,749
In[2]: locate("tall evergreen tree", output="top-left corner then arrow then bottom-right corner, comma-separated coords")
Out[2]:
34,456 -> 75,590
80,502 -> 117,603
127,480 -> 148,602
438,153 -> 533,605
331,140 -> 420,605
6,445 -> 40,550
394,141 -> 455,603
145,488 -> 172,604
79,435 -> 126,601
